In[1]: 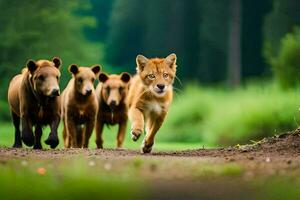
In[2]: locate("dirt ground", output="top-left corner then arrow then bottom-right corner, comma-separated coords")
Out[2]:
1,129 -> 300,199
1,128 -> 299,171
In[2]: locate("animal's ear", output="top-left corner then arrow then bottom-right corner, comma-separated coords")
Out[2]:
91,65 -> 101,75
69,64 -> 79,75
99,73 -> 109,83
136,54 -> 148,72
120,72 -> 131,83
27,59 -> 38,74
164,53 -> 177,68
52,57 -> 62,68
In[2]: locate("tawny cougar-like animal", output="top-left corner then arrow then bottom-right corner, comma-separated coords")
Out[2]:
127,53 -> 177,153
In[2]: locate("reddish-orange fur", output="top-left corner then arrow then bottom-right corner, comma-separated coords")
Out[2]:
127,54 -> 177,153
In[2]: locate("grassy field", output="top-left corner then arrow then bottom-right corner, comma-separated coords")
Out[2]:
1,82 -> 300,199
1,82 -> 300,150
160,82 -> 300,145
0,122 -> 203,151
0,156 -> 142,200
0,148 -> 300,200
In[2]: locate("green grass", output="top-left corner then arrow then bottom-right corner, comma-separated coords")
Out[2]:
0,158 -> 143,200
193,163 -> 244,178
2,82 -> 300,148
1,156 -> 300,200
253,177 -> 300,200
160,82 -> 300,146
1,82 -> 300,199
0,122 -> 202,151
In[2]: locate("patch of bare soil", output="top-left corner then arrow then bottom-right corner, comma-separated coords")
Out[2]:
1,129 -> 300,200
2,128 -> 300,156
1,129 -> 300,173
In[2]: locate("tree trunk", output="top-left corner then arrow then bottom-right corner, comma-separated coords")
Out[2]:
228,0 -> 242,87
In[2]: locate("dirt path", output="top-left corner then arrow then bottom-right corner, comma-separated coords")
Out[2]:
1,129 -> 300,199
1,128 -> 300,161
1,129 -> 300,176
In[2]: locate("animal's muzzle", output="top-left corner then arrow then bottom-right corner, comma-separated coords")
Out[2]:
50,89 -> 60,97
109,100 -> 117,110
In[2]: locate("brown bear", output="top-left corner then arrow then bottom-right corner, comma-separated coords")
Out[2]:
7,57 -> 62,149
95,72 -> 131,148
61,64 -> 101,148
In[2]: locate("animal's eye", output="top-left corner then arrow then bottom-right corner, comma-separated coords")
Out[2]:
78,77 -> 83,83
163,73 -> 169,79
38,75 -> 45,81
91,78 -> 95,82
147,74 -> 155,80
119,87 -> 124,93
56,76 -> 60,81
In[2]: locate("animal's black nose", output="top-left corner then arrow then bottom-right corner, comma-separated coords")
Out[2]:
86,89 -> 92,95
157,84 -> 165,90
51,89 -> 60,96
109,100 -> 117,109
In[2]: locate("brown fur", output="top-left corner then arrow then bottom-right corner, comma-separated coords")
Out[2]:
7,57 -> 62,149
95,72 -> 131,148
61,64 -> 101,148
127,53 -> 177,153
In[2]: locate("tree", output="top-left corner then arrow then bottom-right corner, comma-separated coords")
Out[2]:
242,0 -> 272,78
227,0 -> 242,87
264,0 -> 300,63
105,0 -> 272,84
0,0 -> 99,120
105,0 -> 145,72
84,0 -> 116,41
199,0 -> 230,83
106,0 -> 201,78
263,0 -> 300,88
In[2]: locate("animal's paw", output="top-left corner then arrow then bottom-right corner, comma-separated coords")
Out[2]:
45,134 -> 59,149
13,143 -> 22,148
96,140 -> 103,149
22,131 -> 34,147
131,129 -> 142,142
12,142 -> 22,148
141,140 -> 153,154
33,143 -> 43,150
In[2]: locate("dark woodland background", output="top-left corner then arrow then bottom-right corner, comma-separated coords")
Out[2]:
1,0 -> 300,146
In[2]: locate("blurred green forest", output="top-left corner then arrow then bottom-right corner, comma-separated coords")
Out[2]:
1,0 -> 300,146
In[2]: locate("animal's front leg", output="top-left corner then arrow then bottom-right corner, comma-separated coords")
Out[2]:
83,118 -> 95,148
95,120 -> 104,149
76,126 -> 84,148
11,111 -> 22,148
45,116 -> 60,149
21,117 -> 34,147
117,120 -> 127,148
129,107 -> 144,142
33,125 -> 43,149
62,122 -> 70,148
64,115 -> 78,148
142,113 -> 166,153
